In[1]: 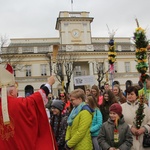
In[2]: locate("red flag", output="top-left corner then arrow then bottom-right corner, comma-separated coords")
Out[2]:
6,63 -> 14,74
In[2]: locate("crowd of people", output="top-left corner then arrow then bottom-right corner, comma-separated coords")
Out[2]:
1,64 -> 150,150
46,80 -> 150,150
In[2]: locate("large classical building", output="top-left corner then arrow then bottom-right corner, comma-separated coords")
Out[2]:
1,11 -> 145,96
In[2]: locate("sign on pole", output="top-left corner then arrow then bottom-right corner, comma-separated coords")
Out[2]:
74,75 -> 95,86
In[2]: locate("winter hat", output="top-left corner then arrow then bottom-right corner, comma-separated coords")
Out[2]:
51,100 -> 65,111
109,103 -> 122,117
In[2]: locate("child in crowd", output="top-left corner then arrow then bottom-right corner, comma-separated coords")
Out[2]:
100,90 -> 117,123
91,85 -> 103,105
50,100 -> 68,150
113,84 -> 126,104
86,95 -> 103,150
59,92 -> 71,116
85,88 -> 91,96
98,103 -> 133,150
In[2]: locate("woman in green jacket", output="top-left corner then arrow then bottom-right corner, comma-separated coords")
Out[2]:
65,89 -> 94,150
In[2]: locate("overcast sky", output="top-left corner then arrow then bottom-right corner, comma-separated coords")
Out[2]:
0,0 -> 150,40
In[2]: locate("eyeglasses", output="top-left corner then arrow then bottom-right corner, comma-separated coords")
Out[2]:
70,98 -> 77,102
60,96 -> 65,97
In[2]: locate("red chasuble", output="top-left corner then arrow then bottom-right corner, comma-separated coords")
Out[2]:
0,91 -> 58,150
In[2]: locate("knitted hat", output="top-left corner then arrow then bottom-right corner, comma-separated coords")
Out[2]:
109,103 -> 122,117
51,100 -> 65,111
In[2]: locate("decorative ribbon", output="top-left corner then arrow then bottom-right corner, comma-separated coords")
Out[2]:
110,64 -> 114,73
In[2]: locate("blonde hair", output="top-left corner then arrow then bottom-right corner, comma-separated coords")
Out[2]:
113,84 -> 121,94
70,88 -> 85,102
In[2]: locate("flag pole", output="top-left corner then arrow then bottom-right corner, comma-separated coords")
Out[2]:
71,0 -> 73,11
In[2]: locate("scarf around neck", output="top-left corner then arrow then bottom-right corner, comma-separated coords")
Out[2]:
67,102 -> 85,126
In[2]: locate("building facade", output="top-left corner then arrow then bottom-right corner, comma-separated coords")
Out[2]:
1,11 -> 143,96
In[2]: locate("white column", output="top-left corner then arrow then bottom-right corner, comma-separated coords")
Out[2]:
88,61 -> 94,75
70,74 -> 74,93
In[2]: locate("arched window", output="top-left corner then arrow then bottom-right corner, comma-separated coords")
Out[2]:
113,80 -> 120,86
25,85 -> 34,97
125,80 -> 132,90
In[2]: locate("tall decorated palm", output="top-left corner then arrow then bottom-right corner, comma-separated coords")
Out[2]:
133,19 -> 149,139
134,19 -> 149,82
107,25 -> 117,87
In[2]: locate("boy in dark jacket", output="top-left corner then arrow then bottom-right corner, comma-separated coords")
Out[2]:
50,100 -> 68,150
98,103 -> 133,150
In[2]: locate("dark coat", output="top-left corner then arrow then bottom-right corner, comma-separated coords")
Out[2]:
100,104 -> 111,123
51,115 -> 68,150
98,116 -> 133,150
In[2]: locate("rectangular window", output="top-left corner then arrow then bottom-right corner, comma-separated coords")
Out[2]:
75,66 -> 81,71
125,62 -> 130,72
76,71 -> 82,76
75,66 -> 81,76
41,64 -> 47,76
26,65 -> 31,76
74,66 -> 86,76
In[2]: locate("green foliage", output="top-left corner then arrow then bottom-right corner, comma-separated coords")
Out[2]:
134,26 -> 149,83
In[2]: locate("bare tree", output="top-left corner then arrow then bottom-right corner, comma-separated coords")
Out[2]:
96,61 -> 109,89
1,47 -> 26,71
0,36 -> 27,73
0,35 -> 10,48
64,55 -> 75,93
0,35 -> 9,62
54,51 -> 77,94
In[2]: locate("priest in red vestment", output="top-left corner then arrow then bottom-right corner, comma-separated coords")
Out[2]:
0,64 -> 58,150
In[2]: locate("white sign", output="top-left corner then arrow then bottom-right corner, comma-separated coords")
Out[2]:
74,75 -> 95,86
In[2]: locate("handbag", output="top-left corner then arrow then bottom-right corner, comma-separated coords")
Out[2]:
143,133 -> 150,147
